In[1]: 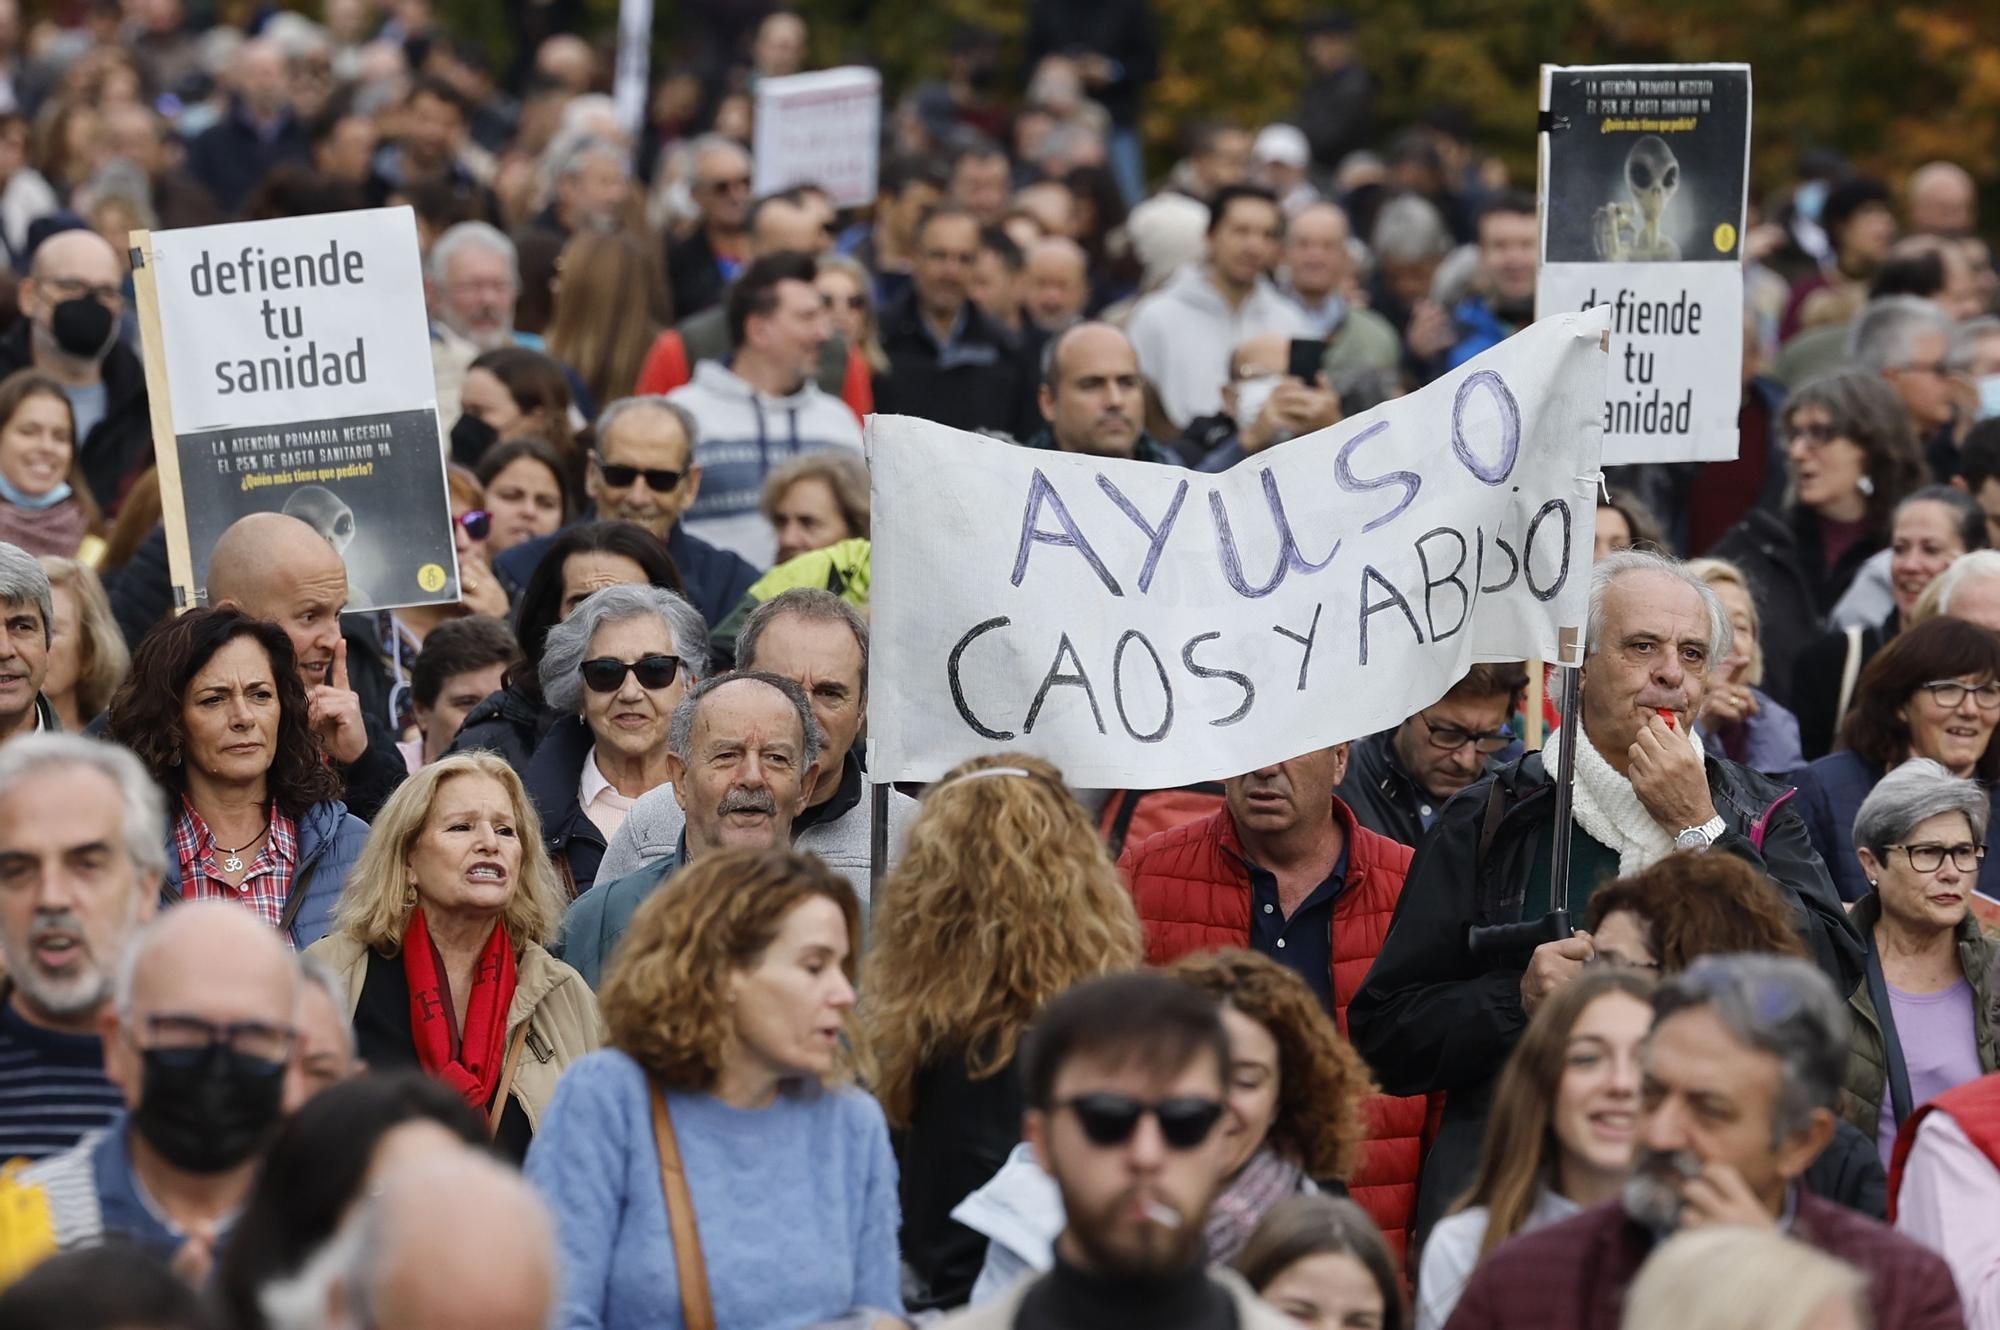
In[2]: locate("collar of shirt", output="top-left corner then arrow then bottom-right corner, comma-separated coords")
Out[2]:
172,799 -> 298,882
579,747 -> 615,810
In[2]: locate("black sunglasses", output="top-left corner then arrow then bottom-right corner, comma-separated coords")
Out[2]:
594,458 -> 685,492
455,509 -> 490,541
1060,1093 -> 1225,1150
580,654 -> 682,693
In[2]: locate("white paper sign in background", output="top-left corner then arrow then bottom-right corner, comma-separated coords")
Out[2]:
868,309 -> 1612,788
753,67 -> 882,209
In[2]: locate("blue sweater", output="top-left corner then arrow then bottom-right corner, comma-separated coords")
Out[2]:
524,1049 -> 905,1330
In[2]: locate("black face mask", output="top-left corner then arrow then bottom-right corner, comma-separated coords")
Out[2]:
450,411 -> 498,466
50,295 -> 116,361
131,1043 -> 287,1175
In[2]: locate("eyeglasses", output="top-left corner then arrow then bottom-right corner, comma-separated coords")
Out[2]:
699,175 -> 752,194
42,275 -> 122,304
1893,360 -> 1953,378
1888,841 -> 1985,874
136,1012 -> 296,1067
455,509 -> 490,541
580,654 -> 682,693
822,294 -> 869,312
1420,713 -> 1515,754
1059,1093 -> 1225,1150
1787,421 -> 1841,449
1916,679 -> 2000,710
594,458 -> 685,492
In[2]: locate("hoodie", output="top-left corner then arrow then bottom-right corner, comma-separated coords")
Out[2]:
668,359 -> 864,568
1125,264 -> 1311,429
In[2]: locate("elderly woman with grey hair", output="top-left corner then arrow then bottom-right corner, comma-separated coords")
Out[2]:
1841,756 -> 2000,1168
1711,369 -> 1927,707
520,582 -> 708,896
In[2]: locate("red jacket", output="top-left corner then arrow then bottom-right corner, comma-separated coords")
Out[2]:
1118,797 -> 1432,1265
1888,1070 -> 2000,1221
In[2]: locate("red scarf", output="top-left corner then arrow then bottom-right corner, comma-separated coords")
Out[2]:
403,908 -> 517,1112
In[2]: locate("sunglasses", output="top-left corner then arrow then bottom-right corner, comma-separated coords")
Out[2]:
1060,1093 -> 1225,1150
580,654 -> 682,693
822,293 -> 869,312
594,459 -> 685,492
455,509 -> 490,541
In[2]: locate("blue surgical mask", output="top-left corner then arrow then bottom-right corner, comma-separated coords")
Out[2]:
1794,180 -> 1830,224
1979,374 -> 2000,422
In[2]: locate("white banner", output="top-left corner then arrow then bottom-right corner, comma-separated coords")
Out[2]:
1536,64 -> 1751,464
752,67 -> 881,209
868,309 -> 1612,788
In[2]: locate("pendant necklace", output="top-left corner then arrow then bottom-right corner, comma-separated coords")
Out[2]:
218,823 -> 269,874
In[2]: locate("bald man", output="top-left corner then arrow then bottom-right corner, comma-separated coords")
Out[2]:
1908,161 -> 1977,238
1024,237 -> 1091,333
301,1148 -> 558,1330
1031,322 -> 1179,463
208,513 -> 407,821
12,902 -> 299,1273
0,229 -> 152,511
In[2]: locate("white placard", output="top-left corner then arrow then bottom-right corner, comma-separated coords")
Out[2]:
752,67 -> 881,209
1536,64 -> 1751,464
868,309 -> 1612,788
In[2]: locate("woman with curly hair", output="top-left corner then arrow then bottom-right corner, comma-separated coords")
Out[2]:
864,754 -> 1144,1310
108,606 -> 368,950
524,847 -> 903,1329
959,949 -> 1374,1302
1415,968 -> 1654,1330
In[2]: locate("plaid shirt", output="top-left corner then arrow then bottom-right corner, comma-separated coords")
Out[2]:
171,800 -> 300,937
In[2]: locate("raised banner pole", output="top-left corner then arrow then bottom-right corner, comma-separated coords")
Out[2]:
127,230 -> 198,611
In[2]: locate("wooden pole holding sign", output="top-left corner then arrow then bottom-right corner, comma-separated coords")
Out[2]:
127,229 -> 199,611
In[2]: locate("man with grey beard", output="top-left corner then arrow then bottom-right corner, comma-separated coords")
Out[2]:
553,670 -> 820,988
1442,956 -> 1963,1330
0,735 -> 165,1160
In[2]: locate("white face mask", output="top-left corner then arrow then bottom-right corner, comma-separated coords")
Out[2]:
1979,373 -> 2000,421
1233,373 -> 1282,436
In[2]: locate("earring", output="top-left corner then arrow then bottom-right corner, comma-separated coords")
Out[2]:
1857,475 -> 1876,497
403,884 -> 418,908
1868,878 -> 1879,888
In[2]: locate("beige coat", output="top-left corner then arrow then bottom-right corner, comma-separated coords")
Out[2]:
308,931 -> 602,1133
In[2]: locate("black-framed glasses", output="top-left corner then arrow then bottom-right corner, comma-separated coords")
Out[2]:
1059,1093 -> 1225,1150
136,1013 -> 296,1067
1917,679 -> 2000,710
1889,841 -> 1985,874
594,458 -> 685,492
1893,359 -> 1953,378
1420,712 -> 1514,754
822,293 -> 868,312
698,175 -> 752,194
1787,421 -> 1840,449
455,509 -> 490,541
580,654 -> 682,693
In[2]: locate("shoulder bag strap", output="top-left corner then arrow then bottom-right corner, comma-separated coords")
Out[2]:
277,861 -> 318,940
650,1081 -> 716,1330
1863,932 -> 1915,1126
487,1022 -> 531,1135
1834,624 -> 1866,734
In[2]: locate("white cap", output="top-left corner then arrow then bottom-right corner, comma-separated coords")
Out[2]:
1254,124 -> 1311,169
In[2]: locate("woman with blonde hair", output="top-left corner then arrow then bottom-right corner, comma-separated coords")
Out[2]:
1685,556 -> 1803,775
37,556 -> 127,731
306,751 -> 597,1161
525,847 -> 904,1328
1620,1227 -> 1870,1330
543,228 -> 663,414
761,450 -> 872,567
816,253 -> 889,374
1416,967 -> 1655,1330
865,753 -> 1143,1310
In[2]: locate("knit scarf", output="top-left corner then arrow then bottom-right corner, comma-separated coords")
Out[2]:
1550,722 -> 1705,878
403,907 -> 517,1112
1202,1146 -> 1304,1264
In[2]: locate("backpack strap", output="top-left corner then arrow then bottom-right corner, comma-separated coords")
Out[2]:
1834,623 -> 1866,732
1477,778 -> 1510,861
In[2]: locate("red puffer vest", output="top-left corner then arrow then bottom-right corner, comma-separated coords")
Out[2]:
1887,1071 -> 2000,1221
1118,798 -> 1433,1266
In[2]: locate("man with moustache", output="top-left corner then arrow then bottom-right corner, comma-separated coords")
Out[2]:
0,736 -> 164,1161
553,671 -> 821,988
1444,956 -> 1963,1330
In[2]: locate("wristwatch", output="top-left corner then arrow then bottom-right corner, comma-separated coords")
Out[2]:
1673,814 -> 1727,852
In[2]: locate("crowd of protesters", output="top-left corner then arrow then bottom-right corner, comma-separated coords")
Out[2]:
0,3 -> 1994,1330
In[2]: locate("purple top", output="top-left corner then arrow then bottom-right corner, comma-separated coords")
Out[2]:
1876,976 -> 1984,1166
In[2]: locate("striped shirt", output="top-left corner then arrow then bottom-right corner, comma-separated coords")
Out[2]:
171,800 -> 299,936
0,992 -> 121,1165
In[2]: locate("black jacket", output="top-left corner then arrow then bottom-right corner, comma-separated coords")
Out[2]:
1024,0 -> 1158,127
665,225 -> 729,321
873,293 -> 1035,441
1335,729 -> 1440,850
449,678 -> 552,776
1710,507 -> 1884,709
492,517 -> 760,639
0,319 -> 152,513
1790,610 -> 1895,763
520,714 -> 609,898
897,1047 -> 1024,1312
185,100 -> 313,215
1348,747 -> 1864,1240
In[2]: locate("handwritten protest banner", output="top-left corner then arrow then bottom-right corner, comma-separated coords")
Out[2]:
868,309 -> 1611,788
1537,64 -> 1750,464
132,206 -> 458,612
752,67 -> 881,208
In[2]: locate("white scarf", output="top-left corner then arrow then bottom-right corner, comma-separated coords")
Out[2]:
1549,723 -> 1705,877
